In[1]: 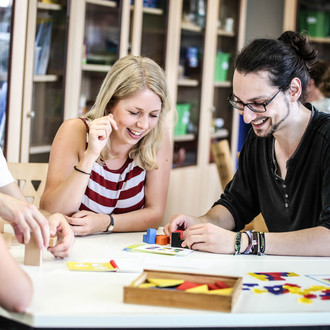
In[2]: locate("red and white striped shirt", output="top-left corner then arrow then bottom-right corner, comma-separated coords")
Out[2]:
79,157 -> 146,214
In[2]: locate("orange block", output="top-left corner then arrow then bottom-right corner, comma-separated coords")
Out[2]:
156,235 -> 170,245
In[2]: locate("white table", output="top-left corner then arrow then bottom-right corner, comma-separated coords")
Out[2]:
1,229 -> 330,329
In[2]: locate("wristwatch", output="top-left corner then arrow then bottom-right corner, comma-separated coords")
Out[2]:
105,214 -> 114,233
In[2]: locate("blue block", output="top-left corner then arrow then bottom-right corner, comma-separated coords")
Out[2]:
143,228 -> 157,244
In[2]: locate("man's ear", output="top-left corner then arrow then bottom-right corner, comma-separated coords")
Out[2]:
288,77 -> 302,101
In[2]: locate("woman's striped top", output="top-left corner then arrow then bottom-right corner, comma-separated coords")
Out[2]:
79,158 -> 146,215
78,117 -> 146,214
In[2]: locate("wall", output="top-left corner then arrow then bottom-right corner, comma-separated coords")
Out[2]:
245,0 -> 285,44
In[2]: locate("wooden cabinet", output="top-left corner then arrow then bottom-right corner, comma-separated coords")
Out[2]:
163,0 -> 246,220
64,0 -> 169,120
20,0 -> 68,162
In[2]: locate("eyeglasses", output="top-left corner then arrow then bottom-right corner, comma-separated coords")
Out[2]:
227,89 -> 282,113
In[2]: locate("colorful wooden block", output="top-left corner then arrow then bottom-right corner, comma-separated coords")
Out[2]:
171,231 -> 184,248
143,228 -> 157,244
155,235 -> 169,245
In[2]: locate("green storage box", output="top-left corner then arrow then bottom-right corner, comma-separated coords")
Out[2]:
299,10 -> 330,38
174,103 -> 191,136
215,52 -> 231,82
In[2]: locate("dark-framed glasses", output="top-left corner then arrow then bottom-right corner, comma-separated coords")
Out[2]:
227,89 -> 282,113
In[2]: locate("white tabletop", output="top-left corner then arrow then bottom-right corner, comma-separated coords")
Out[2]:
1,228 -> 330,328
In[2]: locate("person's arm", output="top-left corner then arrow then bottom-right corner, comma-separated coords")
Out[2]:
0,235 -> 33,312
40,115 -> 118,215
0,184 -> 50,249
66,130 -> 173,235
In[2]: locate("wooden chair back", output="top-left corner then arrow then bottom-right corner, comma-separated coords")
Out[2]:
7,162 -> 48,208
211,139 -> 234,190
211,140 -> 268,232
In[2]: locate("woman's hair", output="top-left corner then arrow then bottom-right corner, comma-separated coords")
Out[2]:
83,55 -> 172,171
235,31 -> 318,103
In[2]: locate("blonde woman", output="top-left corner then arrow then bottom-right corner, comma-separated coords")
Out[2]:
41,55 -> 172,236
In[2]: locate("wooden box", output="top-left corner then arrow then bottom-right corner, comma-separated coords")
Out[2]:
124,269 -> 242,312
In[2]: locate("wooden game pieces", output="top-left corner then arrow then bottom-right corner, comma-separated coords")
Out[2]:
24,235 -> 57,266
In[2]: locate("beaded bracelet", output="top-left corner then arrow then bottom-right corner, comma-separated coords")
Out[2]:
243,230 -> 252,254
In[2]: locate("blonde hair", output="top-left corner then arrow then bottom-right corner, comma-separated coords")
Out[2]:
83,55 -> 172,171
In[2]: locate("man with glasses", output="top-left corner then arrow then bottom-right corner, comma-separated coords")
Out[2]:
164,31 -> 330,257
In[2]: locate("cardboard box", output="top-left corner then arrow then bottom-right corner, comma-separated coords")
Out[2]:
124,269 -> 242,312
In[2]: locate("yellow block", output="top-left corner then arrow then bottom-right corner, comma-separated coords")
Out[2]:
147,278 -> 185,287
186,284 -> 209,293
207,288 -> 233,296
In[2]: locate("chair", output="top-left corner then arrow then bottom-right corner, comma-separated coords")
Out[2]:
211,140 -> 268,232
7,162 -> 48,208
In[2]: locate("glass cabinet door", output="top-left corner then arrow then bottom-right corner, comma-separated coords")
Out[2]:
173,0 -> 206,168
140,1 -> 169,69
80,0 -> 121,115
26,1 -> 68,162
0,0 -> 12,151
211,0 -> 240,149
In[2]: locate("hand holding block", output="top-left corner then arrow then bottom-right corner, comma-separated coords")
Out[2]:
24,234 -> 42,266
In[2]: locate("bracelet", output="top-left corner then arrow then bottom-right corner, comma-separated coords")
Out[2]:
74,165 -> 91,176
258,232 -> 266,255
233,232 -> 241,255
243,231 -> 252,254
104,214 -> 114,233
251,231 -> 259,255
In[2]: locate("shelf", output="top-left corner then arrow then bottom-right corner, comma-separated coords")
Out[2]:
33,74 -> 59,82
214,81 -> 231,88
178,78 -> 199,87
310,37 -> 330,44
181,21 -> 202,33
29,144 -> 51,154
174,134 -> 195,142
37,2 -> 63,11
211,128 -> 229,140
143,7 -> 163,15
86,0 -> 116,7
217,29 -> 235,37
82,63 -> 112,72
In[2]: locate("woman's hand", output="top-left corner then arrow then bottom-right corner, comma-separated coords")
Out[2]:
87,114 -> 118,157
66,210 -> 110,236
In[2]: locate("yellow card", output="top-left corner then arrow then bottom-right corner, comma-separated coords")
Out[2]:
66,261 -> 115,272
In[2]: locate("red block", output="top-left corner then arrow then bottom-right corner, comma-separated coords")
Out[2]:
176,281 -> 202,291
215,280 -> 230,289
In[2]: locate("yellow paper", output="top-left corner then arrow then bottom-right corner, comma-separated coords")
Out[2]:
66,261 -> 115,272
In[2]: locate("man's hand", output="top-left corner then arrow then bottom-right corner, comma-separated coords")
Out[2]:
163,214 -> 201,236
